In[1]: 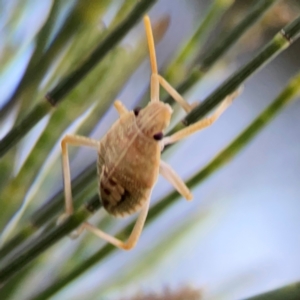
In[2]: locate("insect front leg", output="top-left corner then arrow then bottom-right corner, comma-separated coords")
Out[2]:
58,134 -> 99,224
157,74 -> 197,113
114,100 -> 128,116
79,196 -> 151,250
163,88 -> 242,146
159,160 -> 192,201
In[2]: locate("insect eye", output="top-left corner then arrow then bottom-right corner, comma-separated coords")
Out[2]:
133,107 -> 142,116
153,132 -> 164,140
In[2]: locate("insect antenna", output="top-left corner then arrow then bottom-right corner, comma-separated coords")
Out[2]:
144,15 -> 161,103
144,15 -> 158,74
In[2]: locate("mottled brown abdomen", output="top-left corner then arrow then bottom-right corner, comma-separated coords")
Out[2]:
97,112 -> 160,217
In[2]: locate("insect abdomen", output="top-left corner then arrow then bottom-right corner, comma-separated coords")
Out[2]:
98,113 -> 160,217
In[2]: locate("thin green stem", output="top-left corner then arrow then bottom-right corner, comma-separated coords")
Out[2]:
110,0 -> 136,28
0,102 -> 53,158
0,0 -> 72,119
170,14 -> 300,134
0,1 -> 35,78
1,0 -> 111,120
199,0 -> 278,71
0,163 -> 96,260
0,15 -> 169,251
47,0 -> 156,104
244,282 -> 300,300
0,173 -> 97,260
2,72 -> 300,293
0,195 -> 101,285
164,0 -> 279,105
165,0 -> 235,84
0,0 -> 157,159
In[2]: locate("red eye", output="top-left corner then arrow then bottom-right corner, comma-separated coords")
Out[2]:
153,132 -> 164,140
133,107 -> 142,116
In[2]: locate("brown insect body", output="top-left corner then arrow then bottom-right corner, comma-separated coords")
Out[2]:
98,102 -> 172,217
59,15 -> 236,250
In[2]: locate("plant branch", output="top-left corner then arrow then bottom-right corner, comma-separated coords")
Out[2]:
169,14 -> 300,136
0,15 -> 169,253
164,0 -> 279,105
0,0 -> 157,159
0,0 -> 110,120
0,163 -> 96,260
198,0 -> 279,71
0,195 -> 101,285
164,0 -> 235,84
244,282 -> 300,300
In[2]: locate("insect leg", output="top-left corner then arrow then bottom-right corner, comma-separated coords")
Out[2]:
159,160 -> 192,201
81,197 -> 150,250
58,135 -> 99,224
157,75 -> 196,113
144,15 -> 159,102
163,88 -> 241,146
114,100 -> 128,116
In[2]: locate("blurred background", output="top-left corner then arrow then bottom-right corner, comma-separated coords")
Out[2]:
0,0 -> 300,299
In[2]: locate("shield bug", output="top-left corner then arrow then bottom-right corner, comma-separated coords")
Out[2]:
59,15 -> 240,250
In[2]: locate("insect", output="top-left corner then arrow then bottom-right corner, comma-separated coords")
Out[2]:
59,15 -> 239,250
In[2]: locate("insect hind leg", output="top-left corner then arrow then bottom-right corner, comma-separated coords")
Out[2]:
80,196 -> 150,250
